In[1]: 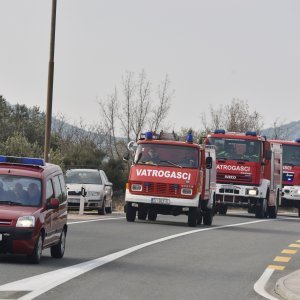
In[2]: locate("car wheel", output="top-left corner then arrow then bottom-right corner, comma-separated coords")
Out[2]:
51,230 -> 66,258
105,200 -> 113,214
98,198 -> 106,215
28,233 -> 43,264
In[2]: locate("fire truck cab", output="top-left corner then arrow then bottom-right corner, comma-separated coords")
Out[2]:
270,139 -> 300,217
205,130 -> 282,219
124,131 -> 216,227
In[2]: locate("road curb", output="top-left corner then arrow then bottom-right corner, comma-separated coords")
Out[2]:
275,271 -> 300,300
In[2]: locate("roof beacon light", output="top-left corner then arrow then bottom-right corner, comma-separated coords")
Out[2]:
186,133 -> 193,143
295,138 -> 300,143
245,131 -> 257,137
214,129 -> 225,134
145,131 -> 153,140
0,155 -> 45,166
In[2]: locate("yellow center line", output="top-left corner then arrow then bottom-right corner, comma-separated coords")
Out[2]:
268,265 -> 285,271
289,244 -> 300,248
282,249 -> 298,254
274,256 -> 291,263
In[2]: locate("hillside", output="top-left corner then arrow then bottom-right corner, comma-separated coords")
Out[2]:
261,120 -> 300,141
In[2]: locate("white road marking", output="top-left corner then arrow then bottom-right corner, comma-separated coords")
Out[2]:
68,216 -> 126,225
0,219 -> 271,300
254,268 -> 279,300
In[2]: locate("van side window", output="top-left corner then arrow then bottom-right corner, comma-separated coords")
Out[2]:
58,174 -> 67,202
46,179 -> 55,204
53,175 -> 63,203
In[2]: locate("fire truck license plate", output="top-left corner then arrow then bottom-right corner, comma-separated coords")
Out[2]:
151,198 -> 170,205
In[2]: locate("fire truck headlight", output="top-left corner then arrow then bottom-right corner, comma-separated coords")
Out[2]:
131,184 -> 142,192
246,188 -> 258,196
297,190 -> 300,195
181,188 -> 193,195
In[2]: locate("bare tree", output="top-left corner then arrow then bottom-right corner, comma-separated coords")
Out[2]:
201,98 -> 264,133
149,74 -> 173,133
99,89 -> 121,159
131,70 -> 151,141
120,71 -> 136,143
271,118 -> 290,140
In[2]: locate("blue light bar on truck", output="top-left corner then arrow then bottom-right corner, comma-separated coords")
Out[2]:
0,155 -> 45,166
245,131 -> 257,136
214,129 -> 225,134
295,138 -> 300,143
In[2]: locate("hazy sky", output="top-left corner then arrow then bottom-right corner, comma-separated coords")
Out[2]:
1,0 -> 300,134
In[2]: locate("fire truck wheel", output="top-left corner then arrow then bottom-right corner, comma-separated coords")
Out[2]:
298,208 -> 300,218
188,207 -> 197,227
126,203 -> 136,222
268,206 -> 277,219
219,205 -> 228,215
148,209 -> 157,221
197,208 -> 202,225
203,208 -> 213,226
255,198 -> 267,219
138,205 -> 148,220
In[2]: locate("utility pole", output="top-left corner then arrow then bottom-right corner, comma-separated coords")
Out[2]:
44,0 -> 57,162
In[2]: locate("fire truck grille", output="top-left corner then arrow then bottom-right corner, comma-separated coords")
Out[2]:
131,181 -> 189,197
217,173 -> 252,183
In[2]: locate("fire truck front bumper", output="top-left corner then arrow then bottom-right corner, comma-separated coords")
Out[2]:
282,186 -> 300,202
125,190 -> 200,207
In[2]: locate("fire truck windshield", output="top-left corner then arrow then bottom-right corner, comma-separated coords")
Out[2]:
134,143 -> 199,168
208,138 -> 261,162
283,145 -> 300,166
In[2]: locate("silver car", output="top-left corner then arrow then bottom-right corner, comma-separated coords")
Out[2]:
65,169 -> 113,214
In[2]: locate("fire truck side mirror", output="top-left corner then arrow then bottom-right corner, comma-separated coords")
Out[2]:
127,141 -> 138,151
265,149 -> 272,160
205,157 -> 213,169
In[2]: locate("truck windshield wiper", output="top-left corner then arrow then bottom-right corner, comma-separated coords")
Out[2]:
139,161 -> 158,166
158,160 -> 183,168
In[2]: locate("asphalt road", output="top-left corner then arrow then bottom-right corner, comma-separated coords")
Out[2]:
0,210 -> 300,300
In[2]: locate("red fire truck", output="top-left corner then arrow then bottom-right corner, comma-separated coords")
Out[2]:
205,130 -> 282,218
124,131 -> 216,227
270,139 -> 300,217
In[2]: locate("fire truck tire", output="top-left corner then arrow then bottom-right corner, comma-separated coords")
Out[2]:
197,208 -> 202,225
126,203 -> 136,222
219,205 -> 228,215
268,193 -> 278,219
298,208 -> 300,218
138,205 -> 148,220
255,198 -> 267,219
148,209 -> 157,221
203,208 -> 213,225
188,207 -> 197,227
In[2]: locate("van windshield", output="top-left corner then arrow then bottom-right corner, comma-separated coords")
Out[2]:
134,143 -> 199,168
0,175 -> 42,207
65,170 -> 102,184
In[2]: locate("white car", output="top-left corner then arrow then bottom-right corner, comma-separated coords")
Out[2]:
65,169 -> 113,214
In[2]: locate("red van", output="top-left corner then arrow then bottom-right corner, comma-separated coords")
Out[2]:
0,155 -> 68,263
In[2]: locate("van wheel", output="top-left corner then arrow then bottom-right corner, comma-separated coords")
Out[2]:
188,207 -> 197,227
98,198 -> 106,215
51,230 -> 66,258
28,233 -> 43,264
126,203 -> 136,222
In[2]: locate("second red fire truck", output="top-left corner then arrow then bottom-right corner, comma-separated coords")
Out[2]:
205,130 -> 282,218
124,131 -> 216,227
270,139 -> 300,217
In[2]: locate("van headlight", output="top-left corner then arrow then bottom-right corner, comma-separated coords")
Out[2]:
16,216 -> 35,228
